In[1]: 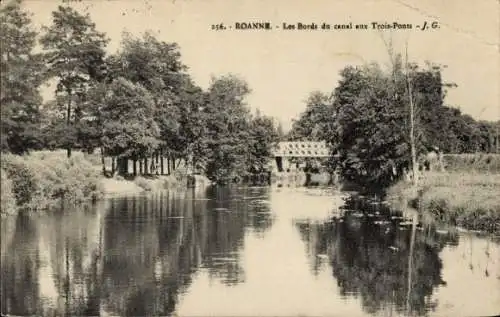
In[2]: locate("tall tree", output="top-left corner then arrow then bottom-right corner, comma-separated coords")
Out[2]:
1,0 -> 44,154
114,32 -> 188,161
94,77 -> 161,175
203,75 -> 252,183
174,79 -> 208,170
404,45 -> 419,185
247,112 -> 280,174
330,64 -> 410,188
40,5 -> 108,157
287,91 -> 333,142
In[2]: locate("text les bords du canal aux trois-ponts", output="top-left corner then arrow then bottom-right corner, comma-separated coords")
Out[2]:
211,21 -> 439,31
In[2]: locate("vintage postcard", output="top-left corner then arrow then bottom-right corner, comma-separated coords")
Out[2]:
1,0 -> 499,316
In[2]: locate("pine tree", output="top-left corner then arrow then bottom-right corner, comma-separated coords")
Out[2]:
40,5 -> 109,157
1,0 -> 44,153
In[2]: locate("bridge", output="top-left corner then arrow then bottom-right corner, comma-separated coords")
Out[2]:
272,141 -> 330,158
271,141 -> 331,173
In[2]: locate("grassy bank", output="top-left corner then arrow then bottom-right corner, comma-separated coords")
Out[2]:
442,153 -> 500,173
102,165 -> 211,196
387,171 -> 500,233
1,169 -> 17,216
1,151 -> 105,216
1,151 -> 212,216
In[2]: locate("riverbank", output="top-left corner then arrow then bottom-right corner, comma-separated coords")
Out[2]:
0,151 -> 211,217
387,171 -> 500,234
1,152 -> 104,216
100,174 -> 211,196
442,153 -> 500,173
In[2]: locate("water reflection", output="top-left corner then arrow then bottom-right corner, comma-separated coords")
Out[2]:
296,218 -> 447,315
295,196 -> 499,317
1,214 -> 41,315
1,186 -> 499,317
1,186 -> 274,316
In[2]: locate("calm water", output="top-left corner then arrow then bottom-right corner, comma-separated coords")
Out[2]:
1,186 -> 499,317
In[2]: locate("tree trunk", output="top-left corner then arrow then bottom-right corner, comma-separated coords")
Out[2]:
167,157 -> 171,175
160,149 -> 164,175
406,43 -> 418,187
66,87 -> 72,158
117,157 -> 128,176
100,147 -> 106,174
111,157 -> 116,175
144,157 -> 149,175
139,160 -> 143,175
497,125 -> 499,153
152,154 -> 158,175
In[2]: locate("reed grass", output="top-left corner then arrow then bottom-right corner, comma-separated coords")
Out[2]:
387,171 -> 500,233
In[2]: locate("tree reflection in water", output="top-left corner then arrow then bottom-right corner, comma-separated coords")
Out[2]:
1,186 -> 273,316
101,186 -> 273,315
295,196 -> 460,316
1,214 -> 40,316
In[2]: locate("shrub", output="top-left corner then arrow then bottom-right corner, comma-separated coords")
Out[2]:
58,154 -> 104,204
134,176 -> 154,191
173,166 -> 189,183
0,151 -> 104,211
1,169 -> 17,216
163,175 -> 179,188
0,154 -> 46,210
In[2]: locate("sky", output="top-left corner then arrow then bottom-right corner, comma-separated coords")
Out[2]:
18,0 -> 500,131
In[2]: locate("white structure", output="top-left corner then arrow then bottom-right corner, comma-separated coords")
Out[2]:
272,141 -> 330,158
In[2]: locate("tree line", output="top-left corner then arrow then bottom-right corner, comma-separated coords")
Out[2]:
1,0 -> 281,184
288,56 -> 499,188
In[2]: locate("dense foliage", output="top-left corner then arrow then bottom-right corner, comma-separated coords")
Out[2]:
0,168 -> 16,216
0,152 -> 103,212
3,0 -> 496,188
287,91 -> 334,142
1,1 -> 281,184
288,59 -> 499,188
0,0 -> 45,154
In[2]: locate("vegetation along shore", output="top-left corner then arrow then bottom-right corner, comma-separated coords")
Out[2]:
1,1 -> 281,216
1,1 -> 499,235
386,154 -> 500,234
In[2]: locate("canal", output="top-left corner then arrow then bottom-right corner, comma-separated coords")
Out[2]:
1,186 -> 499,316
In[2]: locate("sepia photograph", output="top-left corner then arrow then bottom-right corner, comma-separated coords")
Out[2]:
1,0 -> 499,316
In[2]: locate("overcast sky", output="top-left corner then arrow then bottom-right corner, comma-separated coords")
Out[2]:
21,0 -> 499,130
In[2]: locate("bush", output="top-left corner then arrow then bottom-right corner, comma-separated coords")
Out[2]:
1,169 -> 17,216
163,175 -> 179,188
173,166 -> 189,183
134,176 -> 154,191
0,154 -> 46,209
0,151 -> 104,211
